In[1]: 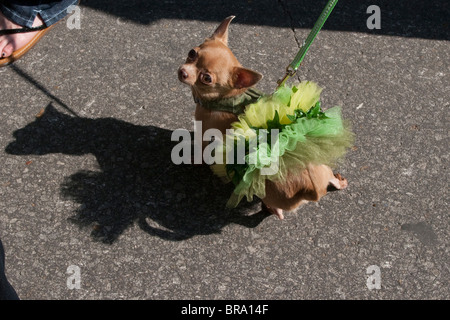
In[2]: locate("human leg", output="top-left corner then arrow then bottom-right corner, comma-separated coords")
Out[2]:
0,238 -> 19,300
0,0 -> 79,65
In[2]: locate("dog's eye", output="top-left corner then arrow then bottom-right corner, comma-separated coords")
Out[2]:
187,49 -> 198,61
200,73 -> 213,84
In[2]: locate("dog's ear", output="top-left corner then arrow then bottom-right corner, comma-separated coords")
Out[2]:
232,67 -> 263,89
210,16 -> 235,45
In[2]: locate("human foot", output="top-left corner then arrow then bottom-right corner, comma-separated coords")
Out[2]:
0,11 -> 46,58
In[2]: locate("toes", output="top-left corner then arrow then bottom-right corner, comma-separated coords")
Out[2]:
2,42 -> 13,58
328,173 -> 349,191
334,173 -> 348,189
0,39 -> 7,58
262,202 -> 284,220
338,178 -> 348,189
273,209 -> 284,220
0,35 -> 15,58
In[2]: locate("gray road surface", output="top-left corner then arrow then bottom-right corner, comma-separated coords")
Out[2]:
0,0 -> 448,300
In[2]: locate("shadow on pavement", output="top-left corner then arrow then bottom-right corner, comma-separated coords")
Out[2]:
5,104 -> 270,244
79,0 -> 449,40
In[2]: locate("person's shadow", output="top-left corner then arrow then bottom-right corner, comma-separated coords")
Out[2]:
5,103 -> 270,244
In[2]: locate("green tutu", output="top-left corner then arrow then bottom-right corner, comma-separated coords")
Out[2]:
211,81 -> 354,208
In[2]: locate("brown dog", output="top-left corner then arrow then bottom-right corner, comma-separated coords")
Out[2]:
178,16 -> 262,142
178,16 -> 348,219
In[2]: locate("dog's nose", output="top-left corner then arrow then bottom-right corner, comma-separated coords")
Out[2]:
178,68 -> 189,81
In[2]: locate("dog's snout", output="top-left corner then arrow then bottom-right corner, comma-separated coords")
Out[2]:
178,68 -> 189,80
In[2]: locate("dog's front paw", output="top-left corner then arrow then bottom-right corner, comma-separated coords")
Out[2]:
262,202 -> 284,220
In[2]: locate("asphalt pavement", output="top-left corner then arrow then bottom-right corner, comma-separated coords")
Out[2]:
0,0 -> 448,300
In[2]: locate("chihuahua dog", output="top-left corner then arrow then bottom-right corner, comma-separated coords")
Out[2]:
178,16 -> 348,220
178,16 -> 262,141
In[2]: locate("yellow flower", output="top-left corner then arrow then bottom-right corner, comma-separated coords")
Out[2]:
289,81 -> 322,113
231,81 -> 323,138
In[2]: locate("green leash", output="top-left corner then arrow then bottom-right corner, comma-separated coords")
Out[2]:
277,0 -> 339,89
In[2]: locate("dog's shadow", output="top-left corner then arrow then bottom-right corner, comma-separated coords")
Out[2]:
5,103 -> 270,244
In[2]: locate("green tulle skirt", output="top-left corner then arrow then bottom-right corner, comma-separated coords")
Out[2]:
211,81 -> 354,208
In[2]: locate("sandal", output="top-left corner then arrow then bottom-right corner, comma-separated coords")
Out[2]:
0,24 -> 55,67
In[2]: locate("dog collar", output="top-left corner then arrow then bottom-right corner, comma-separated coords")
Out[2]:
194,88 -> 263,115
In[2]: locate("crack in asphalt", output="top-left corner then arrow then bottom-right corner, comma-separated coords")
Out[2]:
278,0 -> 302,48
277,0 -> 302,82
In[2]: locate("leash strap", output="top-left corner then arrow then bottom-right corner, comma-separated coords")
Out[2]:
277,0 -> 339,88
